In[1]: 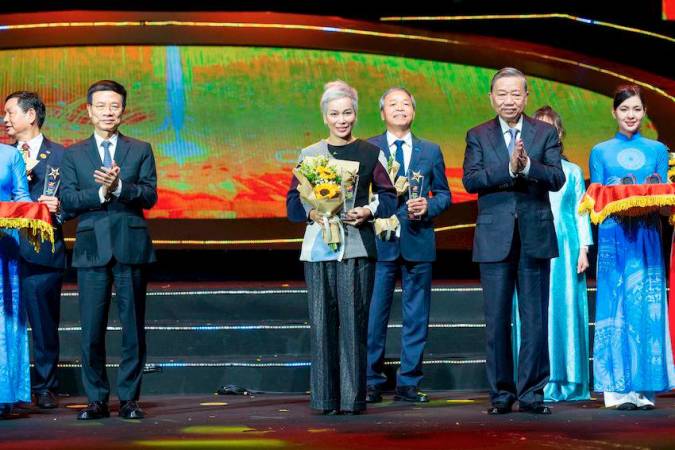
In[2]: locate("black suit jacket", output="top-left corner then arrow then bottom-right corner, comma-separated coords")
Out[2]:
18,137 -> 67,269
462,115 -> 565,263
60,133 -> 157,268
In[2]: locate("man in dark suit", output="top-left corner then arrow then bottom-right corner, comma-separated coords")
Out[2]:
3,91 -> 65,409
61,80 -> 157,420
366,87 -> 451,403
462,68 -> 565,415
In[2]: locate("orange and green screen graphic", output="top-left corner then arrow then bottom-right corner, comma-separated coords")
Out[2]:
0,46 -> 657,218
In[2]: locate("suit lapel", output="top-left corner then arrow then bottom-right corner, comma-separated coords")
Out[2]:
520,115 -> 536,157
114,133 -> 131,168
487,117 -> 510,166
86,135 -> 103,170
375,133 -> 390,158
408,135 -> 422,176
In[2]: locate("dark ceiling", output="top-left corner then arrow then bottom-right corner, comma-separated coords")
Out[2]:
3,0 -> 674,79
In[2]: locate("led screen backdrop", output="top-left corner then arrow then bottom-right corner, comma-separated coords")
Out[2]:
0,46 -> 658,219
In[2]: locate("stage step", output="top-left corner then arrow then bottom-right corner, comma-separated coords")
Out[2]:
35,286 -> 596,395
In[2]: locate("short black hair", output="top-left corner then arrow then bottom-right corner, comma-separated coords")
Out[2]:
613,84 -> 645,110
5,91 -> 46,128
86,80 -> 127,108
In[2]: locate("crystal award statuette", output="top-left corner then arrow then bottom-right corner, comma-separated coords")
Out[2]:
43,165 -> 61,196
408,172 -> 424,221
340,172 -> 359,224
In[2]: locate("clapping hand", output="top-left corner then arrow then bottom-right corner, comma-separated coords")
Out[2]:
509,139 -> 529,174
94,162 -> 120,195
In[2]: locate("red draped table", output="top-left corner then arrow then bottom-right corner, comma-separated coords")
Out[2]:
578,183 -> 675,358
0,202 -> 54,252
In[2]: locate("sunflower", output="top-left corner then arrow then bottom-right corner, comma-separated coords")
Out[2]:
316,165 -> 337,180
314,183 -> 340,199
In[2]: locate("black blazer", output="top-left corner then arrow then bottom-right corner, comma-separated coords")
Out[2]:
462,115 -> 565,263
18,137 -> 67,269
60,133 -> 157,268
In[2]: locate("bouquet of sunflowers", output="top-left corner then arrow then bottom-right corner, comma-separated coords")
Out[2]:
293,155 -> 359,251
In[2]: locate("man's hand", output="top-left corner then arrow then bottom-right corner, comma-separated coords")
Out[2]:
38,195 -> 60,214
346,206 -> 372,226
510,139 -> 529,174
94,162 -> 120,192
407,196 -> 428,218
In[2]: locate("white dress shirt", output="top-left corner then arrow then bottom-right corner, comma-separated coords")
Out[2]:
18,133 -> 44,161
94,132 -> 122,202
498,116 -> 530,177
386,130 -> 413,174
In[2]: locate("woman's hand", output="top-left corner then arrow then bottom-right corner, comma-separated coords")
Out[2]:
577,246 -> 590,274
309,209 -> 323,223
346,207 -> 372,226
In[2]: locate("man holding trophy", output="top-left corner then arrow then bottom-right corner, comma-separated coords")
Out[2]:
366,87 -> 452,403
3,91 -> 65,409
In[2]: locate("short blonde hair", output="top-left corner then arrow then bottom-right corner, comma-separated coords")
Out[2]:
320,80 -> 358,115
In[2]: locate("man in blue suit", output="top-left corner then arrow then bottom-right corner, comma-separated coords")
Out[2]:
366,87 -> 451,403
3,91 -> 66,409
462,68 -> 565,415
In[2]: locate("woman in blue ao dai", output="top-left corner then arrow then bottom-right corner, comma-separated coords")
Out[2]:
0,143 -> 32,416
590,85 -> 675,410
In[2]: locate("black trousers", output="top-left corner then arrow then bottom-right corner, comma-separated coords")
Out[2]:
22,261 -> 64,394
305,258 -> 375,412
78,258 -> 147,403
479,226 -> 551,407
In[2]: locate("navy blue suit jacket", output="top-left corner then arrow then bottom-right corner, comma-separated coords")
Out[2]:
368,133 -> 452,262
18,137 -> 67,269
462,115 -> 565,263
60,134 -> 157,268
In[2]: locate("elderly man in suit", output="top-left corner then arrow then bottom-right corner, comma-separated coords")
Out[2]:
366,87 -> 451,403
3,91 -> 65,409
462,67 -> 565,415
61,80 -> 157,420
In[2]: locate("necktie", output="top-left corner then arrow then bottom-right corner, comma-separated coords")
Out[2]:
394,139 -> 406,178
20,143 -> 30,166
507,128 -> 518,156
101,140 -> 113,168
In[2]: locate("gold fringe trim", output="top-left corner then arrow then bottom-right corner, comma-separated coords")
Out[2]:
578,193 -> 675,225
0,217 -> 55,253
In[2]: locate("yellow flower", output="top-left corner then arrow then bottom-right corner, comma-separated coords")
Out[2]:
314,183 -> 340,199
316,166 -> 336,180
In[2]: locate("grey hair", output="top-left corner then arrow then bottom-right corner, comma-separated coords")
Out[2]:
490,67 -> 528,93
320,80 -> 358,115
379,87 -> 416,111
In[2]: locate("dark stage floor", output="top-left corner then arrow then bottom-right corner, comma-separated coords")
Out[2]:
2,392 -> 675,450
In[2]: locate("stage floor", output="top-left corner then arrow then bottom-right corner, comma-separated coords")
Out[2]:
1,391 -> 675,450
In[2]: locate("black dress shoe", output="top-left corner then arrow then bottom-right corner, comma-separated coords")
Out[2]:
119,401 -> 145,419
366,386 -> 383,404
36,391 -> 58,409
321,409 -> 339,415
487,404 -> 512,415
340,410 -> 362,415
77,401 -> 110,420
519,403 -> 552,415
394,386 -> 429,403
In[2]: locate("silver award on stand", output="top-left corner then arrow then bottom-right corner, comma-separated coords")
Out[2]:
43,165 -> 61,196
408,171 -> 424,221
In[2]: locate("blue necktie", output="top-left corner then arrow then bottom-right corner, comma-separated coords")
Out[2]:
507,128 -> 518,156
394,140 -> 406,178
101,140 -> 113,168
